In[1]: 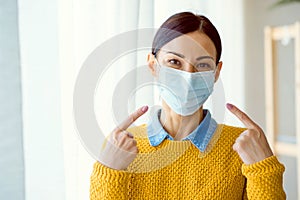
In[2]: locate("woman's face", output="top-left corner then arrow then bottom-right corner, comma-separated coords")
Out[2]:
148,31 -> 222,81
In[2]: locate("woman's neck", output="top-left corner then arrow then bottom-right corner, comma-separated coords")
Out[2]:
159,101 -> 204,140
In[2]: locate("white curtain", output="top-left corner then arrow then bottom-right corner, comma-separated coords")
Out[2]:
18,0 -> 65,199
58,0 -> 154,199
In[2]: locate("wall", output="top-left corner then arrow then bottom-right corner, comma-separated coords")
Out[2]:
0,0 -> 25,199
244,0 -> 300,199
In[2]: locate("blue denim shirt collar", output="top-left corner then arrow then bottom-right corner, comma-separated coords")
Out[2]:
147,107 -> 217,152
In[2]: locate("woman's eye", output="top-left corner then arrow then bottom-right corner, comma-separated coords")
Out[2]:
196,63 -> 211,69
168,59 -> 181,66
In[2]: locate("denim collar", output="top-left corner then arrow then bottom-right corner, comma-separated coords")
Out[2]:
147,107 -> 217,152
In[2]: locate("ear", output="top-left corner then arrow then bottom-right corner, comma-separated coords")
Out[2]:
214,61 -> 223,82
147,53 -> 157,76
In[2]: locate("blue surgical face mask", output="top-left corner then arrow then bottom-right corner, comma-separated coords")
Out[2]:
156,64 -> 215,116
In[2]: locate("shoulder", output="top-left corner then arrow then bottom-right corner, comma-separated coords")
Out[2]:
217,124 -> 247,142
126,124 -> 148,139
126,124 -> 159,154
221,124 -> 246,134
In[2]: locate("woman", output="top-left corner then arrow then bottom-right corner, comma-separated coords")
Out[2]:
90,12 -> 285,199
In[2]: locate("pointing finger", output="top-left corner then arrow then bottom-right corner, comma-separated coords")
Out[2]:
226,103 -> 258,129
117,105 -> 148,131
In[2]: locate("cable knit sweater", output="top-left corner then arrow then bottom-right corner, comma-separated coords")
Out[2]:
90,124 -> 286,199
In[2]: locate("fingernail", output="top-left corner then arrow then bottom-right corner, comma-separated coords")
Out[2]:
127,132 -> 134,138
142,106 -> 148,112
226,103 -> 233,109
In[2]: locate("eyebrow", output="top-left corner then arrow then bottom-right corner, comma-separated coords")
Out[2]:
165,51 -> 214,61
196,56 -> 214,61
166,51 -> 185,58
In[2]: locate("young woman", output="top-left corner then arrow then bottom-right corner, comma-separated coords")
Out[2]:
90,12 -> 286,199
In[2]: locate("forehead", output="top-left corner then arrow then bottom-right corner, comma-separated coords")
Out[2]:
160,31 -> 217,61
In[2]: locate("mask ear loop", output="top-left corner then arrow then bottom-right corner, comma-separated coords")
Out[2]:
153,57 -> 165,109
211,61 -> 221,82
154,57 -> 162,77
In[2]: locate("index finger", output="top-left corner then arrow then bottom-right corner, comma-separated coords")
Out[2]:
226,103 -> 258,129
117,105 -> 148,131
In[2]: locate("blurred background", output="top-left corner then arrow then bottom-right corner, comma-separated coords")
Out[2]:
1,0 -> 300,199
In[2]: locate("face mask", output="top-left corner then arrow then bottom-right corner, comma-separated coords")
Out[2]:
157,65 -> 215,116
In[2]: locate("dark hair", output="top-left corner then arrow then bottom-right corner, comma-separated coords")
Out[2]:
152,12 -> 222,63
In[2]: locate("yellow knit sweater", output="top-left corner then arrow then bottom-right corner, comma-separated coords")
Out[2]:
90,124 -> 286,199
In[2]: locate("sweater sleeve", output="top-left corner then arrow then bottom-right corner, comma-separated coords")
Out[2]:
90,161 -> 131,200
242,155 -> 286,200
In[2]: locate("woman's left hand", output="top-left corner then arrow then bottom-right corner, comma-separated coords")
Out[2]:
226,103 -> 274,165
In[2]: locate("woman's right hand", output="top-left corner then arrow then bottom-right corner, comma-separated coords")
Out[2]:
98,106 -> 148,170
